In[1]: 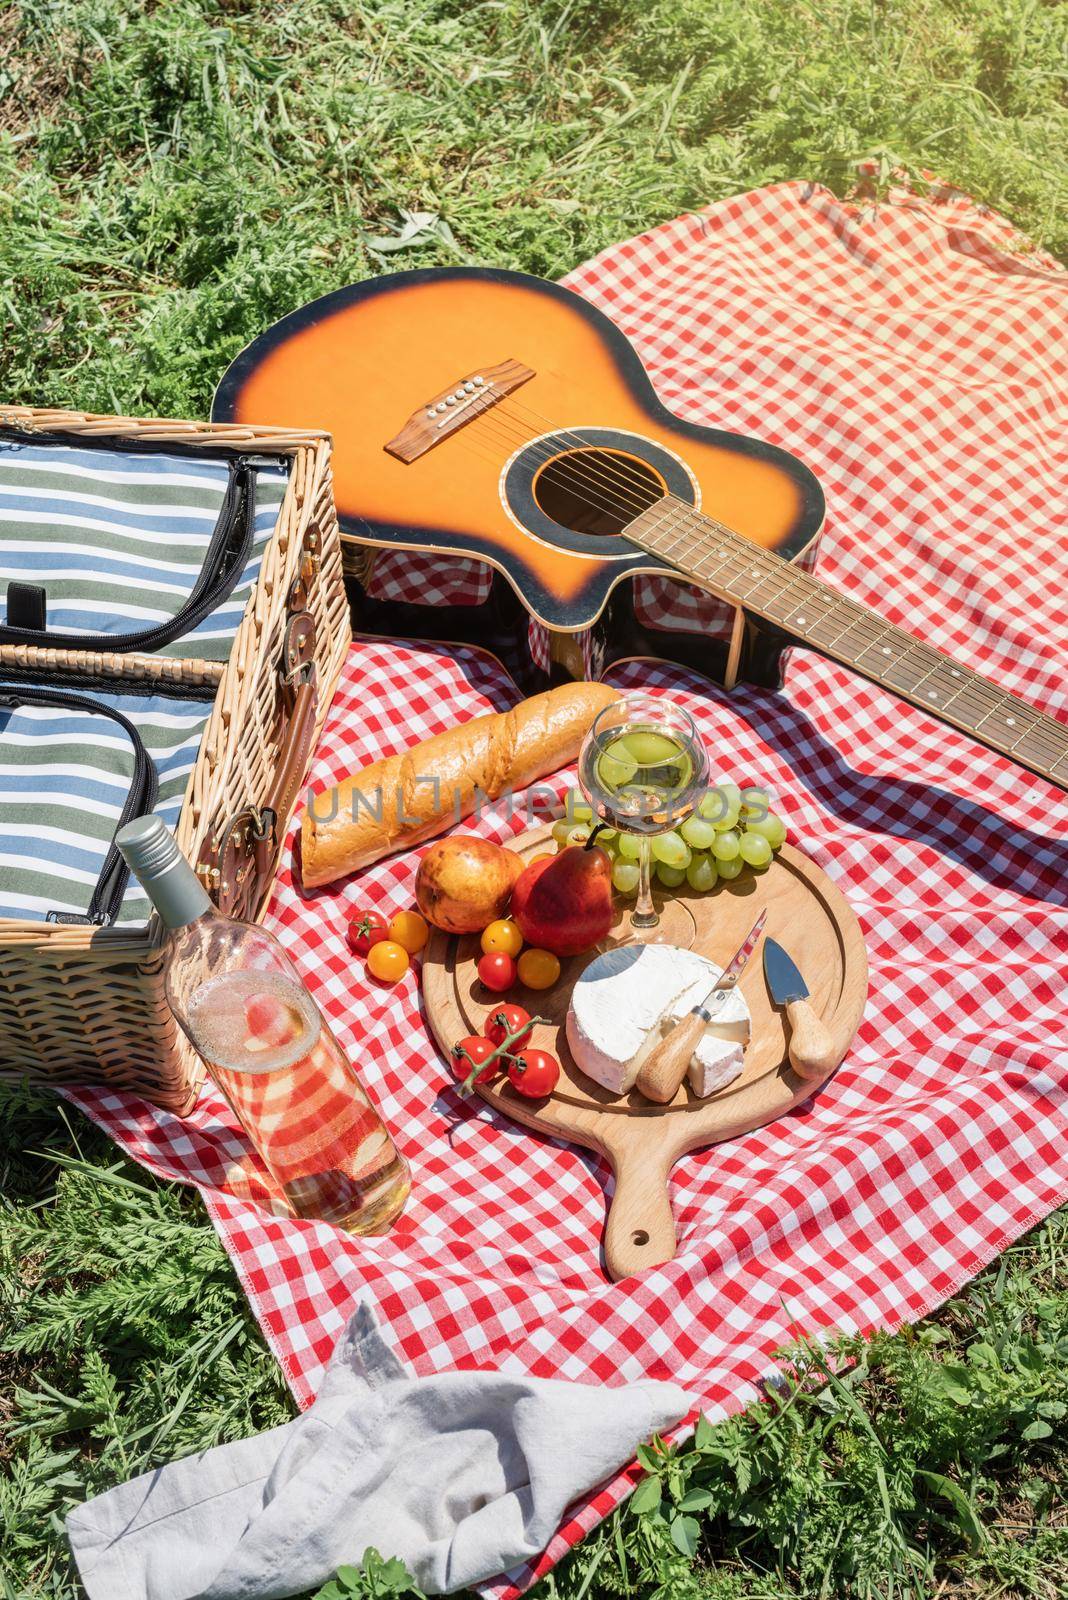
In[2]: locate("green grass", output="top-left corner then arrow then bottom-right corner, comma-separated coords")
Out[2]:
2,0 -> 1067,419
3,1088 -> 1065,1600
1,1 -> 1066,1596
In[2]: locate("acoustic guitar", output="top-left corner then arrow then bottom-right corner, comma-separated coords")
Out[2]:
214,267 -> 1068,790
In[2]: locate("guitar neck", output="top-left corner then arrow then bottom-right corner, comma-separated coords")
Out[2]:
623,496 -> 1068,790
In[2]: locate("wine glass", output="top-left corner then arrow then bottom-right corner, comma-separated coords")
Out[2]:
578,693 -> 709,948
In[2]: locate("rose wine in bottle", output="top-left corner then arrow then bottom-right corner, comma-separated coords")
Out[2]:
116,816 -> 410,1233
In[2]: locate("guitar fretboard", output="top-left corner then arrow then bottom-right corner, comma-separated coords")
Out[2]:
623,496 -> 1068,788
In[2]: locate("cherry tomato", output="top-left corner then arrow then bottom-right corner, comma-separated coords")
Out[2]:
347,908 -> 389,956
480,917 -> 523,959
477,951 -> 517,993
517,947 -> 561,990
450,1034 -> 498,1086
508,1048 -> 560,1099
485,1003 -> 533,1050
367,939 -> 410,982
388,909 -> 429,954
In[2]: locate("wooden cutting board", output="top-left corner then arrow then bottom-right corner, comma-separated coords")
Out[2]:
422,825 -> 868,1280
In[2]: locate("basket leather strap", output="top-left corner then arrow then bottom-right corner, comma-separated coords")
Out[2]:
198,600 -> 320,921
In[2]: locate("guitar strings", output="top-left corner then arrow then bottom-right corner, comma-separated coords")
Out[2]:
445,416 -> 1059,740
478,402 -> 674,515
488,385 -> 789,527
440,408 -> 665,526
425,407 -> 655,523
443,413 -> 1046,714
456,408 -> 663,518
438,374 -> 778,536
404,398 -> 1056,743
484,385 -> 704,503
455,407 -> 1056,721
419,382 -> 678,518
453,418 -> 683,543
456,406 -> 670,523
445,410 -> 981,659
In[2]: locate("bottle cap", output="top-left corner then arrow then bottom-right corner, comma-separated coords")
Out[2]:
116,816 -> 212,930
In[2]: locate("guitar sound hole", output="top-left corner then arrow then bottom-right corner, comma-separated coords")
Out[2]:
533,448 -> 664,536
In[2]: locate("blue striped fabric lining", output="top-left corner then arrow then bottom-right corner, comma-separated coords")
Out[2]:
0,684 -> 215,925
0,439 -> 292,924
0,442 -> 288,659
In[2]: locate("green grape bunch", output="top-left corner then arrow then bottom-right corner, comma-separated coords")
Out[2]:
551,781 -> 789,899
669,781 -> 787,891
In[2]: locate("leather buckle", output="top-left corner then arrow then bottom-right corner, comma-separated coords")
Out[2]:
280,654 -> 315,688
285,521 -> 321,612
280,610 -> 317,692
246,804 -> 276,842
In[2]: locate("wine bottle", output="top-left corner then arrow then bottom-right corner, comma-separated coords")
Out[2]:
116,816 -> 410,1233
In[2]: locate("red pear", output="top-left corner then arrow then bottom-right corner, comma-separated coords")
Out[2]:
511,843 -> 614,957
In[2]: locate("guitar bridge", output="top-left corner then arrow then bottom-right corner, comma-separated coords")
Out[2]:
384,358 -> 535,463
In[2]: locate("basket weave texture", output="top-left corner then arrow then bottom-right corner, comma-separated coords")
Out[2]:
0,406 -> 351,1111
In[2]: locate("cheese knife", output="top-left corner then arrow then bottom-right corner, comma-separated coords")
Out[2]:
763,937 -> 840,1081
636,910 -> 767,1104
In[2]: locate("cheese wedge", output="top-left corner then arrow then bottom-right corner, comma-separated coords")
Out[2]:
565,943 -> 749,1099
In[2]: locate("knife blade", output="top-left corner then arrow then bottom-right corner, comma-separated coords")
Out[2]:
693,908 -> 768,1021
635,909 -> 767,1104
762,937 -> 839,1081
762,937 -> 808,1005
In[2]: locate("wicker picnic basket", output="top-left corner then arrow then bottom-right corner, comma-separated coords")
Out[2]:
0,406 -> 351,1112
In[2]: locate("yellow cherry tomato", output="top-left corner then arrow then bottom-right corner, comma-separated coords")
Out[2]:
367,939 -> 410,982
480,917 -> 524,959
517,947 -> 561,990
388,909 -> 429,954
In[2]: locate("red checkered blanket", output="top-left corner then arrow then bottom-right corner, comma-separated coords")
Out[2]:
68,181 -> 1068,1598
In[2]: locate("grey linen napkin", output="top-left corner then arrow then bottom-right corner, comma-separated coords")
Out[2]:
67,1305 -> 691,1599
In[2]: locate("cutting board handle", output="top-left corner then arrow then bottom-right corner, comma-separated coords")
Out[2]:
604,1148 -> 676,1280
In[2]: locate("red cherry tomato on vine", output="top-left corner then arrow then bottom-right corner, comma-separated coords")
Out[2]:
450,1034 -> 498,1087
485,1003 -> 533,1050
477,951 -> 517,993
347,908 -> 389,956
508,1048 -> 560,1099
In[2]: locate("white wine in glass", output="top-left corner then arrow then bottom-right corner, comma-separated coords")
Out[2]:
578,694 -> 709,948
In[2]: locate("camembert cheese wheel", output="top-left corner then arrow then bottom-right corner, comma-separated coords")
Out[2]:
565,943 -> 750,1100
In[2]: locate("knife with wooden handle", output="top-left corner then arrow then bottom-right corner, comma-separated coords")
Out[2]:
636,910 -> 767,1104
762,937 -> 841,1080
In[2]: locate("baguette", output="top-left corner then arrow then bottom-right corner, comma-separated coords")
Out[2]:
300,681 -> 620,887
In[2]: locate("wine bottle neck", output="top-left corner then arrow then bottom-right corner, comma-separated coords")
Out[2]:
115,816 -> 213,929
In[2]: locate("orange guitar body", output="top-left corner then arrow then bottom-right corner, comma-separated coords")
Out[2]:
214,268 -> 823,637
215,267 -> 1068,787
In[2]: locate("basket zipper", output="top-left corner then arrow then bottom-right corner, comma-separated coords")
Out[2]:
0,438 -> 276,654
0,681 -> 160,926
7,664 -> 218,701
